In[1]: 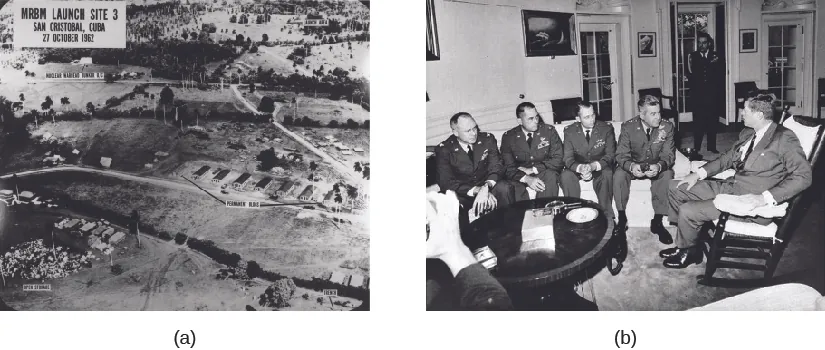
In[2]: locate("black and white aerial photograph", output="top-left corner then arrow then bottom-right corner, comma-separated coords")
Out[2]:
0,0 -> 370,311
426,0 -> 825,311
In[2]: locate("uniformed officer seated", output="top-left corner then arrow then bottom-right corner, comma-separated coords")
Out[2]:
500,102 -> 564,201
559,101 -> 616,221
614,95 -> 676,245
434,112 -> 515,220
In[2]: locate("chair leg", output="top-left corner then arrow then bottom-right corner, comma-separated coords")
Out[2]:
764,243 -> 786,280
704,232 -> 722,281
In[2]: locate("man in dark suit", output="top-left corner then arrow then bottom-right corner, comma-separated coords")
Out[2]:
426,190 -> 513,311
435,112 -> 515,218
662,92 -> 812,268
688,32 -> 725,153
560,101 -> 616,220
614,95 -> 676,244
500,102 -> 563,201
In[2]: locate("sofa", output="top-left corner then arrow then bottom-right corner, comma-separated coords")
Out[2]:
427,121 -> 697,227
689,283 -> 825,311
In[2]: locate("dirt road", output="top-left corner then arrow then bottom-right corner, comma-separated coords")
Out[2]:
229,84 -> 360,181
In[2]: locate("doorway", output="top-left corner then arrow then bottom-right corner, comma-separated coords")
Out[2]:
670,3 -> 725,124
762,13 -> 814,117
579,23 -> 619,121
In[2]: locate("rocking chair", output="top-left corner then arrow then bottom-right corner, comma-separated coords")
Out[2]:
698,115 -> 825,287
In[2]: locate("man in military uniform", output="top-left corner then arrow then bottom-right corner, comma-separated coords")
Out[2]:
560,101 -> 616,220
688,32 -> 724,153
435,112 -> 515,219
500,102 -> 563,201
614,95 -> 676,244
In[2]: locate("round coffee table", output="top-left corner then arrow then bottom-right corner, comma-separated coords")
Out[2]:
465,196 -> 612,309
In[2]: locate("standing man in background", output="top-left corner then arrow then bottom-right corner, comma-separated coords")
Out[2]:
688,32 -> 725,154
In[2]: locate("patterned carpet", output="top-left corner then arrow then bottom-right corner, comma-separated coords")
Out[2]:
579,127 -> 825,310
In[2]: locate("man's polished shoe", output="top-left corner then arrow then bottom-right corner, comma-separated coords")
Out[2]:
658,247 -> 679,259
663,247 -> 703,268
650,220 -> 673,245
708,148 -> 719,154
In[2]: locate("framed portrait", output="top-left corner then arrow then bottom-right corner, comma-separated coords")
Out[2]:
740,29 -> 757,53
638,32 -> 656,57
521,10 -> 576,57
426,0 -> 440,61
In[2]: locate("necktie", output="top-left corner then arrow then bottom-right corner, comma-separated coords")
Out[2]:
645,128 -> 651,141
585,129 -> 591,143
527,133 -> 533,147
467,145 -> 474,162
742,136 -> 755,163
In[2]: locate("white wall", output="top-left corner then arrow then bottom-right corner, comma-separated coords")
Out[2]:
738,0 -> 763,84
426,0 -> 578,144
630,0 -> 660,92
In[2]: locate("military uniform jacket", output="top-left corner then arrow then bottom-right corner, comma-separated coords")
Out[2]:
701,123 -> 812,203
435,132 -> 503,196
500,123 -> 563,180
562,120 -> 616,171
688,50 -> 724,109
615,116 -> 675,173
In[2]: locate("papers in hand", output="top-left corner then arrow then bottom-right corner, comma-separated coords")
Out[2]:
520,209 -> 556,254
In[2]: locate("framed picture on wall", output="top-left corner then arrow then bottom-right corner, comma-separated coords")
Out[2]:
740,29 -> 757,53
521,10 -> 577,57
638,32 -> 656,57
426,0 -> 440,61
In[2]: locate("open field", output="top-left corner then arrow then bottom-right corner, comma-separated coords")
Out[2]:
275,95 -> 368,125
28,172 -> 368,281
268,41 -> 369,80
32,119 -> 181,172
112,85 -> 249,116
0,211 -> 360,310
0,82 -> 135,112
236,51 -> 296,76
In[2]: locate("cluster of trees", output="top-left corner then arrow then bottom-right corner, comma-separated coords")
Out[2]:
256,147 -> 294,172
187,237 -> 243,267
259,278 -> 296,308
281,115 -> 368,130
249,72 -> 369,107
37,40 -> 238,81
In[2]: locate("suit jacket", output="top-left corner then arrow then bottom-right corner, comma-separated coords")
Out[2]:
454,263 -> 513,310
500,123 -> 563,180
562,120 -> 616,171
701,123 -> 812,203
615,116 -> 675,173
435,132 -> 503,196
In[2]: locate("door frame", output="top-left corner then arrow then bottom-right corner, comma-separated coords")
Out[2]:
761,12 -> 814,116
659,0 -> 738,126
578,22 -> 621,121
577,14 -> 632,122
671,3 -> 717,124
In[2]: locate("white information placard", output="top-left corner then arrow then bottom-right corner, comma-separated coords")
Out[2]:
12,1 -> 126,48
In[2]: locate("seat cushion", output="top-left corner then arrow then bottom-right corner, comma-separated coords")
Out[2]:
711,219 -> 778,238
782,116 -> 822,159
